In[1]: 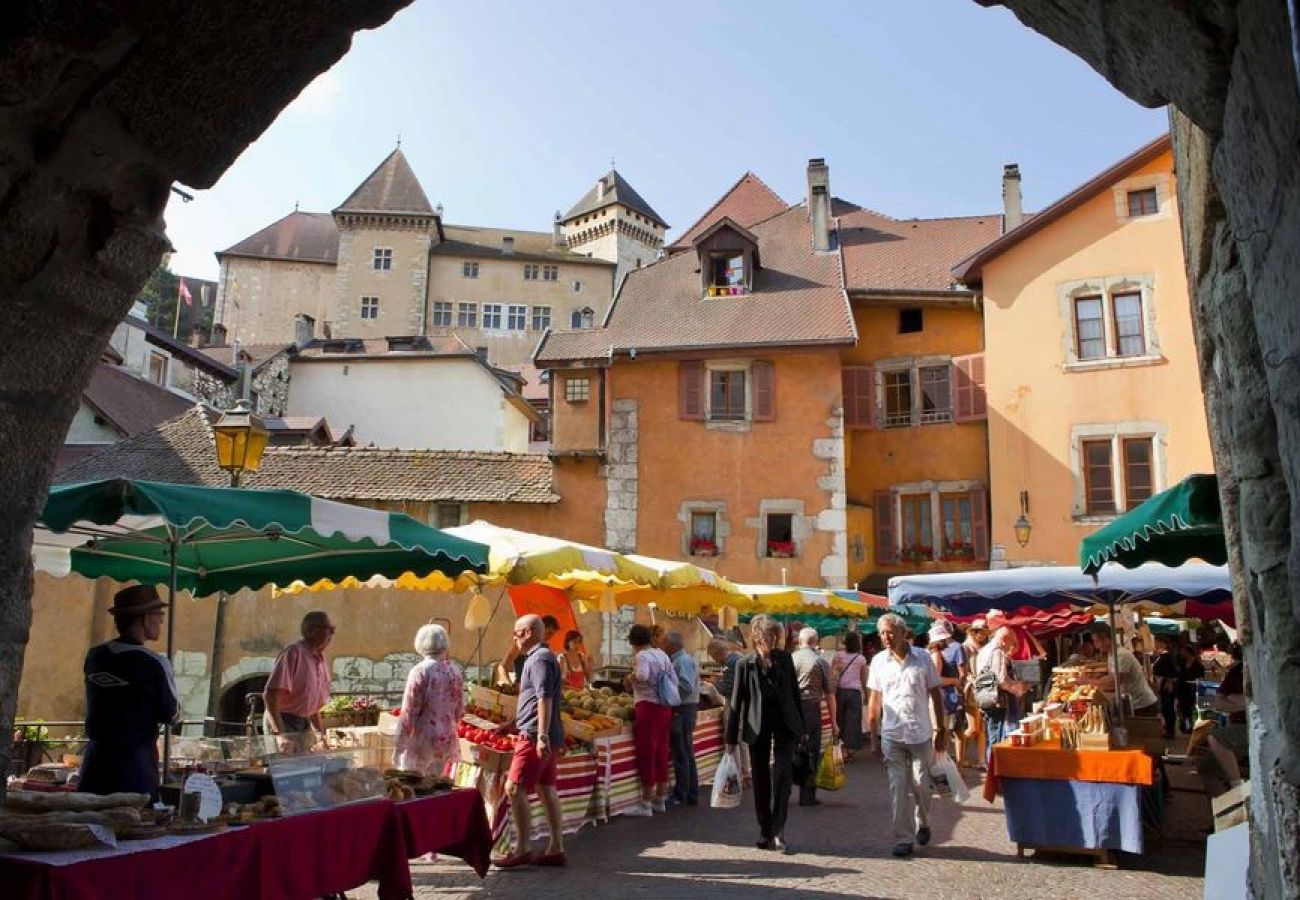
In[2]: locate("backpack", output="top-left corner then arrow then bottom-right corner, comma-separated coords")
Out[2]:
974,652 -> 1004,710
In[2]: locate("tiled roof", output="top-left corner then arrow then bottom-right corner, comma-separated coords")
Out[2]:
669,172 -> 788,250
292,334 -> 476,360
838,204 -> 1001,294
82,363 -> 197,437
55,407 -> 559,504
433,224 -> 614,267
536,204 -> 854,363
197,342 -> 293,370
334,148 -> 435,216
218,211 -> 339,263
125,316 -> 240,381
952,133 -> 1172,284
563,170 -> 667,228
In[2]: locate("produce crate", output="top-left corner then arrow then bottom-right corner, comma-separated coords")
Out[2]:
471,685 -> 518,718
459,737 -> 510,773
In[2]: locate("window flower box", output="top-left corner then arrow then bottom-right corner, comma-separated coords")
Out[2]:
766,541 -> 796,558
690,538 -> 718,557
942,544 -> 975,562
901,544 -> 934,564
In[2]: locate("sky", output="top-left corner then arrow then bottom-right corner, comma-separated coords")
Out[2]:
165,0 -> 1168,281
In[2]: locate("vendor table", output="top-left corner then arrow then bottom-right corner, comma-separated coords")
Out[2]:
984,737 -> 1154,864
454,748 -> 603,849
0,789 -> 490,900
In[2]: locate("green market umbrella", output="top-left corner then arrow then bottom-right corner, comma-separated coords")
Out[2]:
1080,474 -> 1226,575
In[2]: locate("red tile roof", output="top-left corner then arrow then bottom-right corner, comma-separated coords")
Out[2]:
669,172 -> 789,250
838,203 -> 1002,295
82,363 -> 196,437
218,211 -> 339,263
536,204 -> 854,363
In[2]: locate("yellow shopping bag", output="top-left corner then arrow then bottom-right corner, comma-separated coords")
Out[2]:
815,740 -> 846,791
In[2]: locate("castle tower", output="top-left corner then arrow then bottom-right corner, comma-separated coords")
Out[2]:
330,148 -> 443,337
559,170 -> 667,291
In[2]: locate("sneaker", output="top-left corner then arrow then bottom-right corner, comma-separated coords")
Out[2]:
891,843 -> 913,858
651,799 -> 668,813
624,802 -> 654,817
916,826 -> 931,847
772,835 -> 791,855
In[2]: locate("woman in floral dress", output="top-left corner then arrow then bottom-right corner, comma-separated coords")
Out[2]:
393,624 -> 465,775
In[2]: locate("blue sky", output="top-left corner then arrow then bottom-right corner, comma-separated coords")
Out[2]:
166,0 -> 1167,280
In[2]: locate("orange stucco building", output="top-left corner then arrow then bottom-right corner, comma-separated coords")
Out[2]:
954,135 -> 1213,567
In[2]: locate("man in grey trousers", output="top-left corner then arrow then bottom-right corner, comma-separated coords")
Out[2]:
791,627 -> 838,806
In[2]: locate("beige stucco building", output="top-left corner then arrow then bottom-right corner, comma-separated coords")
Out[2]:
212,151 -> 667,369
955,135 -> 1214,567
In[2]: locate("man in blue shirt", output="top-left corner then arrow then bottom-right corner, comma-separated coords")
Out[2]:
666,632 -> 701,806
494,614 -> 566,869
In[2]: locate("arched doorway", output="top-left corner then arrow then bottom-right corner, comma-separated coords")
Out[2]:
217,675 -> 268,735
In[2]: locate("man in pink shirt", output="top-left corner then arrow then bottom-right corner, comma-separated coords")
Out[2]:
263,611 -> 335,753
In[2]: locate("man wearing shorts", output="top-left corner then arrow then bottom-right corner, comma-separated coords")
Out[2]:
494,614 -> 566,868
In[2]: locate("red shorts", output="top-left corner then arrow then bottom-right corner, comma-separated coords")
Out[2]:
507,734 -> 557,791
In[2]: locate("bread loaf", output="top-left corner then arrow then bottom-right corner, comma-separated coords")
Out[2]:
2,790 -> 149,813
0,807 -> 141,831
0,821 -> 117,851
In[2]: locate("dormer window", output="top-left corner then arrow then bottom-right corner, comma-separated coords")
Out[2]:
692,217 -> 759,299
708,253 -> 746,297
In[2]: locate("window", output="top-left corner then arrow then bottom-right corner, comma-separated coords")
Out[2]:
523,263 -> 540,281
564,376 -> 590,403
360,296 -> 379,320
543,265 -> 558,282
1122,437 -> 1154,509
570,307 -> 594,329
1112,292 -> 1145,357
1073,295 -> 1106,359
766,513 -> 795,558
883,370 -> 913,428
690,512 -> 718,556
531,306 -> 551,331
707,253 -> 747,296
709,370 -> 746,422
1127,188 -> 1158,218
147,352 -> 168,385
899,308 -> 923,334
462,261 -> 479,279
373,248 -> 392,271
899,494 -> 934,561
482,303 -> 503,330
1082,439 -> 1116,515
431,301 -> 453,328
939,493 -> 974,560
507,304 -> 527,331
457,302 -> 477,328
434,503 -> 461,529
530,409 -> 550,444
919,365 -> 952,424
573,280 -> 583,293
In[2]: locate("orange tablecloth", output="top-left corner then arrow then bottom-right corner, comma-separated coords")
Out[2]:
984,737 -> 1153,802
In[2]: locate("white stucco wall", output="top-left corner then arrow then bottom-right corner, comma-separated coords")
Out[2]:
66,401 -> 121,445
287,356 -> 528,451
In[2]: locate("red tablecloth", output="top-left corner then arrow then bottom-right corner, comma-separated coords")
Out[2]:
1,789 -> 491,900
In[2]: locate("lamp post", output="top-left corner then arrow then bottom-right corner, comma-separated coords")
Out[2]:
1014,490 -> 1032,547
213,398 -> 270,488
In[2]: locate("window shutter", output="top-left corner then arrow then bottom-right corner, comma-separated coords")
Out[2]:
752,360 -> 775,421
873,490 -> 897,565
842,365 -> 875,429
953,354 -> 987,422
679,360 -> 705,420
971,484 -> 989,561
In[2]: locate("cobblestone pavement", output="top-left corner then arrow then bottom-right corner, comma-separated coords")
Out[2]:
359,755 -> 1207,900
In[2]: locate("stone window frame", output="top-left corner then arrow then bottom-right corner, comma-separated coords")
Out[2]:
462,260 -> 480,279
431,300 -> 453,328
372,247 -> 393,271
482,302 -> 503,331
359,295 -> 380,320
457,301 -> 477,328
874,355 -> 953,429
1068,421 -> 1168,521
543,265 -> 559,282
573,279 -> 583,293
888,479 -> 984,560
564,375 -> 590,404
748,499 -> 809,560
531,305 -> 552,331
523,263 -> 540,281
147,351 -> 169,386
704,358 -> 753,433
679,499 -> 730,558
433,502 -> 465,529
1058,275 -> 1163,372
507,304 -> 527,331
1111,172 -> 1175,225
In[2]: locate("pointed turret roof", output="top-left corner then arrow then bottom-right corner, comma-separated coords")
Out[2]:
562,169 -> 667,228
334,148 -> 435,217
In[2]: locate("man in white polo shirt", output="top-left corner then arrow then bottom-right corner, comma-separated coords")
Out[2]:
867,613 -> 947,858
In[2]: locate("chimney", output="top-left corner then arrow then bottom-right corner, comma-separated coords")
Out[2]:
211,323 -> 228,346
596,177 -> 606,201
1002,163 -> 1023,232
294,313 -> 315,348
502,235 -> 515,256
553,211 -> 565,248
322,320 -> 333,340
190,322 -> 207,348
806,158 -> 832,252
475,346 -> 489,362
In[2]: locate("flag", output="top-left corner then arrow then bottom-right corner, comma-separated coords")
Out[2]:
178,278 -> 193,307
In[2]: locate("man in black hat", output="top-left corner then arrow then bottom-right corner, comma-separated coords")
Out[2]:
79,584 -> 179,796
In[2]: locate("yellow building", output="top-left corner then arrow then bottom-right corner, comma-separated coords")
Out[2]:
954,134 -> 1213,567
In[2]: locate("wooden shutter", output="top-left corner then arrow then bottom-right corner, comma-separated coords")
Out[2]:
678,360 -> 705,420
842,365 -> 875,429
971,484 -> 989,561
953,353 -> 987,422
873,490 -> 897,565
752,360 -> 775,421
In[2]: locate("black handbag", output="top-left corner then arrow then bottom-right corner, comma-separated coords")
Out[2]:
792,737 -> 813,786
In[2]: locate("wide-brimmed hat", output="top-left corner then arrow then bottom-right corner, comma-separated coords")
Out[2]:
969,618 -> 989,631
108,584 -> 168,616
927,621 -> 954,643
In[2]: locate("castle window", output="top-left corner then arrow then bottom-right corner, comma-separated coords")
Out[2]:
523,264 -> 540,281
570,307 -> 595,329
573,280 -> 583,293
432,301 -> 453,328
531,306 -> 552,331
483,303 -> 503,330
373,248 -> 393,271
462,261 -> 479,279
543,265 -> 559,282
360,296 -> 380,320
457,302 -> 477,328
508,304 -> 527,331
565,376 -> 590,403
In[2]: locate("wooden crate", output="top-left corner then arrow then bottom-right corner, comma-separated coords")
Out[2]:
471,685 -> 517,718
562,714 -> 623,742
458,737 -> 510,773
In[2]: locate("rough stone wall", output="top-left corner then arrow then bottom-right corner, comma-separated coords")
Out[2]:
813,410 -> 849,587
988,2 -> 1300,894
192,369 -> 238,411
604,399 -> 639,552
251,351 -> 290,417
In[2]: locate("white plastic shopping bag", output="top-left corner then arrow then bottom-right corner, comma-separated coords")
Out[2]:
929,751 -> 970,803
711,749 -> 744,809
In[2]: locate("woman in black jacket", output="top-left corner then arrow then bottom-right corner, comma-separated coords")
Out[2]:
724,614 -> 806,853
